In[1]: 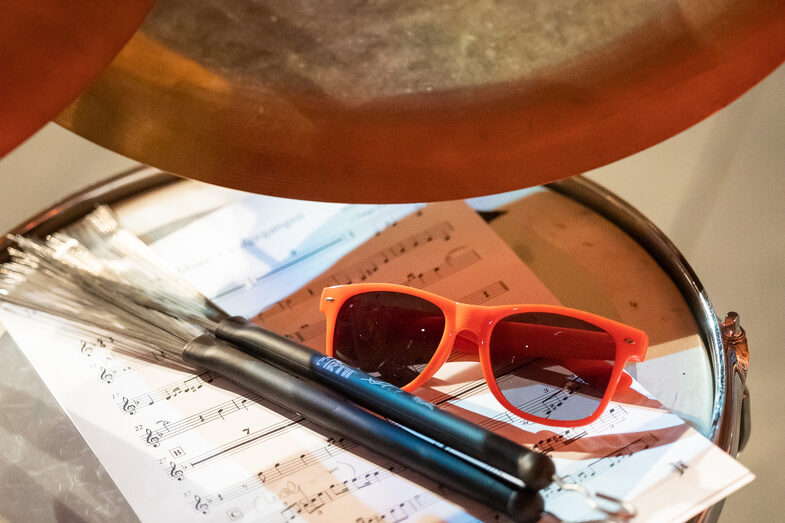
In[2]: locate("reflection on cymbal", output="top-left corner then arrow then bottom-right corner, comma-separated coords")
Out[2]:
57,0 -> 785,202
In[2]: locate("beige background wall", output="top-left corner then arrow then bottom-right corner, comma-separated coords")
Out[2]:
0,64 -> 782,521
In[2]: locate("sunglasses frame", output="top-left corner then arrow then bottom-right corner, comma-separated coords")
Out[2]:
320,283 -> 648,427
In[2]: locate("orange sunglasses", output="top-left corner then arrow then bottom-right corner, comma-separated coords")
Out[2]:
320,283 -> 648,427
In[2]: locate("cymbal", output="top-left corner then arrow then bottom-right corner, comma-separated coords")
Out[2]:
56,0 -> 785,203
0,1 -> 155,156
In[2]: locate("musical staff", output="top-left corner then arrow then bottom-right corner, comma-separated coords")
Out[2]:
119,371 -> 215,414
252,467 -> 402,523
183,416 -> 307,471
355,493 -> 442,523
460,280 -> 510,305
275,468 -> 396,522
98,347 -> 170,382
210,231 -> 349,300
543,434 -> 659,500
423,369 -> 632,451
202,437 -> 360,506
334,221 -> 454,284
285,321 -> 325,344
403,246 -> 480,289
256,221 -> 453,322
282,250 -> 492,345
77,334 -> 161,385
140,392 -> 260,447
195,202 -> 422,303
533,407 -> 628,455
427,359 -> 599,421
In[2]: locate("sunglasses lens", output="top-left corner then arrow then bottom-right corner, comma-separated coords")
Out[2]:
489,312 -> 617,422
333,291 -> 446,387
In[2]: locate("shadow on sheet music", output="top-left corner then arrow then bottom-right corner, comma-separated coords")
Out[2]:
417,359 -> 690,462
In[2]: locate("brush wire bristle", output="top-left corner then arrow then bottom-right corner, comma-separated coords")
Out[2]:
0,206 -> 228,359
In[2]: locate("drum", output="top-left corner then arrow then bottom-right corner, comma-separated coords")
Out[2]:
0,166 -> 749,522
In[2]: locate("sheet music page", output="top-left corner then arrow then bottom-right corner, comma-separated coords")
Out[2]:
147,196 -> 426,318
0,196 -> 752,522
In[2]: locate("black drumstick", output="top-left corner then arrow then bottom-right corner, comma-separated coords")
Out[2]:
215,316 -> 555,490
184,334 -> 544,523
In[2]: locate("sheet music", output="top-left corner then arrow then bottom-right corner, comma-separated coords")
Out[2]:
0,196 -> 752,522
149,196 -> 424,318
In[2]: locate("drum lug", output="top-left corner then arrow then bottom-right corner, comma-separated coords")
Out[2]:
721,312 -> 751,454
721,312 -> 749,375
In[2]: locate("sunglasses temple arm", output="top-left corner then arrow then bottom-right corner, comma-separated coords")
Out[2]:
214,316 -> 556,491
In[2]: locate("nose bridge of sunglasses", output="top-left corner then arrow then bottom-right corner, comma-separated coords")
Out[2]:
450,304 -> 491,353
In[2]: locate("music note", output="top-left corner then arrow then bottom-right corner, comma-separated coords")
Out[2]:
331,482 -> 350,496
303,493 -> 329,514
285,321 -> 325,344
280,504 -> 299,520
184,376 -> 203,393
401,247 -> 481,289
324,438 -> 335,457
387,503 -> 411,523
460,281 -> 510,305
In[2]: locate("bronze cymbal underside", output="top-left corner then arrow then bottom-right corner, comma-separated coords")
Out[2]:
53,1 -> 785,202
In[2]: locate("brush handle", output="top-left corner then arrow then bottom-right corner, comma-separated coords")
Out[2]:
183,334 -> 543,523
215,316 -> 555,490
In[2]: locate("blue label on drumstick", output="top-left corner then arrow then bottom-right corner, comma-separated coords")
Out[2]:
314,356 -> 356,379
313,356 -> 435,410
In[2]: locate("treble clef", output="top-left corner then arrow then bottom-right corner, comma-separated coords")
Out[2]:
80,340 -> 93,356
170,462 -> 184,481
121,396 -> 137,415
99,367 -> 113,384
145,428 -> 160,447
194,495 -> 209,514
